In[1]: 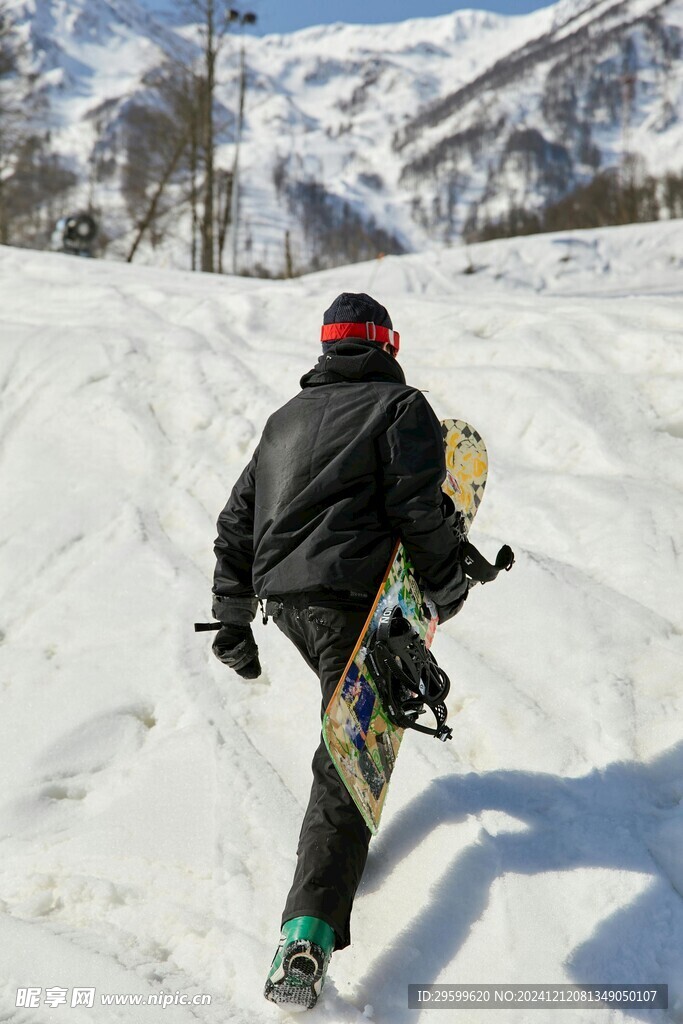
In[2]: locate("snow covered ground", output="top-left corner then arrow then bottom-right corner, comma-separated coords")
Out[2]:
0,218 -> 682,1023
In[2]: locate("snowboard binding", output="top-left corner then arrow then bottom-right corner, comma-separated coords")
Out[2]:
367,605 -> 453,741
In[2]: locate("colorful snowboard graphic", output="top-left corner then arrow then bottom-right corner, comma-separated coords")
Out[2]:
322,419 -> 488,834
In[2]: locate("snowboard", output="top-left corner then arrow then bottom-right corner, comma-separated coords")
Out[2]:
322,419 -> 488,834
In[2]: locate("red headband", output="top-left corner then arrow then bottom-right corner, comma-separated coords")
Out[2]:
321,321 -> 400,353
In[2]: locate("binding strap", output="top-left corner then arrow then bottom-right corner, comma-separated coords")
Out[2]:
367,606 -> 453,741
461,542 -> 515,584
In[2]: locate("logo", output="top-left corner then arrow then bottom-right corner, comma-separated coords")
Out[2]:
447,470 -> 461,493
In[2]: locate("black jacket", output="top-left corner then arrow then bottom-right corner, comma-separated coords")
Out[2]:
212,341 -> 466,623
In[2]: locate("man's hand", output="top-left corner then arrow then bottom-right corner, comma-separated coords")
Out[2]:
425,557 -> 470,624
212,624 -> 262,679
433,581 -> 471,624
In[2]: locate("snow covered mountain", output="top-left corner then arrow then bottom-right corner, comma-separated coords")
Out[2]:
0,218 -> 682,1021
6,0 -> 683,272
396,0 -> 683,235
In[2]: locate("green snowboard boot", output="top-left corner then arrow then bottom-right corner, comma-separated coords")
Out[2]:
264,916 -> 335,1010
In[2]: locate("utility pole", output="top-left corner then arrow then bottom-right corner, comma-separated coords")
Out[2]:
228,9 -> 255,275
230,39 -> 246,274
187,2 -> 255,273
200,0 -> 216,272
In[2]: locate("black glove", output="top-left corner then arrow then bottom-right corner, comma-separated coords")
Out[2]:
425,555 -> 470,624
433,581 -> 471,624
212,624 -> 262,679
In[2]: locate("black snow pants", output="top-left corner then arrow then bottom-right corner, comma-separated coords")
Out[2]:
265,597 -> 373,951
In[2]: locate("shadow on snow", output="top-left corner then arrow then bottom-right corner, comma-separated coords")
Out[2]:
357,742 -> 683,1021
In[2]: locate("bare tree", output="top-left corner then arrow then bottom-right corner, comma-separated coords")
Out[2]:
185,1 -> 256,272
122,66 -> 203,262
2,134 -> 78,248
0,5 -> 76,248
121,5 -> 256,270
0,2 -> 21,242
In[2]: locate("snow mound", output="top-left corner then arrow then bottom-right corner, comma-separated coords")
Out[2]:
0,220 -> 681,1021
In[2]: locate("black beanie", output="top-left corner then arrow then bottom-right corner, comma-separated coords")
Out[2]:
323,292 -> 393,329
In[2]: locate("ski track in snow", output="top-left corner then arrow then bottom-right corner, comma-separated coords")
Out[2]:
0,220 -> 682,1023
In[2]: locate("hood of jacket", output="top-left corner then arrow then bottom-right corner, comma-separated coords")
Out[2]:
300,339 -> 406,389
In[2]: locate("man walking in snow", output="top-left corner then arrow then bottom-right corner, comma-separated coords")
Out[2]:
210,293 -> 469,1008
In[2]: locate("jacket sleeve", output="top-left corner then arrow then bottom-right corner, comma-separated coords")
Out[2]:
379,393 -> 467,608
212,445 -> 260,625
